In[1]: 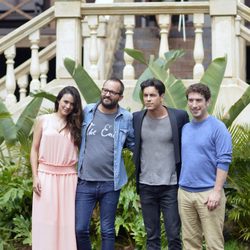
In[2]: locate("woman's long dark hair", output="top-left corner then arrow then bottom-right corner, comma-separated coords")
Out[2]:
55,86 -> 83,147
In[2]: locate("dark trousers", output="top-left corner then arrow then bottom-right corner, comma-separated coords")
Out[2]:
75,180 -> 120,250
139,184 -> 182,250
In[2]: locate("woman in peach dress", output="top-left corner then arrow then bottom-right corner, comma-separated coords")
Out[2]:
31,86 -> 83,250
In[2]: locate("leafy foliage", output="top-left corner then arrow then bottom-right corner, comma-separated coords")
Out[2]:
125,48 -> 187,109
199,56 -> 227,113
124,48 -> 250,127
0,147 -> 32,249
226,126 -> 250,242
222,86 -> 250,127
0,97 -> 43,249
115,150 -> 146,249
64,58 -> 101,104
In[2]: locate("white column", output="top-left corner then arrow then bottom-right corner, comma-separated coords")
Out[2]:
40,61 -> 49,88
29,30 -> 40,92
123,15 -> 135,80
88,15 -> 99,80
158,14 -> 170,58
235,15 -> 246,80
97,16 -> 107,80
193,13 -> 204,80
4,45 -> 17,105
82,18 -> 91,76
55,0 -> 82,78
210,0 -> 237,79
17,75 -> 28,100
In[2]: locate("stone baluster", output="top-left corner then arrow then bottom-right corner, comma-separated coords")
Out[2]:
123,15 -> 135,80
235,15 -> 246,80
17,75 -> 29,100
158,14 -> 170,58
29,30 -> 40,92
88,15 -> 99,80
193,13 -> 204,80
98,16 -> 107,80
40,61 -> 49,88
4,45 -> 17,105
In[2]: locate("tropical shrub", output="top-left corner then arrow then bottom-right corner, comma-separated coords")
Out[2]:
124,48 -> 250,126
0,97 -> 45,249
0,161 -> 32,249
225,126 -> 250,243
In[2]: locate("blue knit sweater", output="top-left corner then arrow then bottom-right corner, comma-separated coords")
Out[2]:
179,115 -> 232,192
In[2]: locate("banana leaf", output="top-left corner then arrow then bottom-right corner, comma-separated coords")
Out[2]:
15,97 -> 43,140
222,86 -> 250,128
0,100 -> 17,146
64,58 -> 100,104
200,56 -> 227,114
124,48 -> 187,109
30,91 -> 56,103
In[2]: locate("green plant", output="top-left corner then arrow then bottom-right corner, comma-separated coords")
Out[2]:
124,48 -> 250,127
0,151 -> 32,249
0,96 -> 45,249
116,150 -> 145,249
225,126 -> 250,243
124,48 -> 227,112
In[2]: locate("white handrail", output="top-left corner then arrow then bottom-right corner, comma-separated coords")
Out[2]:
0,6 -> 55,54
80,2 -> 209,16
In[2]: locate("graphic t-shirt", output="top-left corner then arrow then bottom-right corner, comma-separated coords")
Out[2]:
80,109 -> 117,181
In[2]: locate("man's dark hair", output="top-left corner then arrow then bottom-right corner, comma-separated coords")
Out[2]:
140,78 -> 165,95
186,83 -> 211,101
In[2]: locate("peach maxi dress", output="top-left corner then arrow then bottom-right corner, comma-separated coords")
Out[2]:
32,114 -> 78,250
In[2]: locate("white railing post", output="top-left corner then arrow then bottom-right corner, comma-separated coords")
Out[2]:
17,75 -> 28,100
158,14 -> 171,58
98,16 -> 108,80
123,15 -> 135,80
55,0 -> 82,78
193,13 -> 204,80
210,0 -> 237,80
88,15 -> 99,80
235,15 -> 246,80
82,18 -> 90,77
29,30 -> 41,92
40,61 -> 49,88
4,45 -> 17,105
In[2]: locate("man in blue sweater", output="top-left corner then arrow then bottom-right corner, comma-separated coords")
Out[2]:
178,83 -> 232,250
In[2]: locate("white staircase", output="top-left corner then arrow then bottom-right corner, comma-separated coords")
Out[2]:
0,0 -> 249,123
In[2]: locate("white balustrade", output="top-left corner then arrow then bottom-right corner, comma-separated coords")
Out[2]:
17,75 -> 28,101
88,15 -> 99,80
193,13 -> 204,80
123,15 -> 135,80
29,30 -> 41,92
158,14 -> 171,58
4,45 -> 17,105
40,61 -> 49,88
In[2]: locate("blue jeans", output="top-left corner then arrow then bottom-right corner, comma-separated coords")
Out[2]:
75,179 -> 120,250
139,184 -> 182,250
